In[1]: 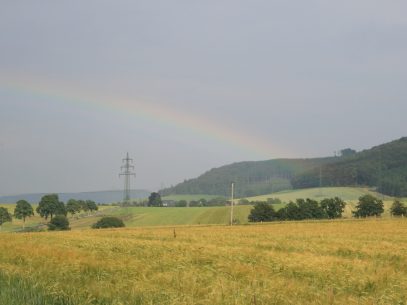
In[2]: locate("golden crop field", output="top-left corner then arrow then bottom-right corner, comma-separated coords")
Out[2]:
1,219 -> 407,305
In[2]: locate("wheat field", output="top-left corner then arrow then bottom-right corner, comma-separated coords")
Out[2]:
0,218 -> 406,305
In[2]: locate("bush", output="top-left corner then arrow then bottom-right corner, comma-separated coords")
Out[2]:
92,217 -> 125,229
47,215 -> 70,231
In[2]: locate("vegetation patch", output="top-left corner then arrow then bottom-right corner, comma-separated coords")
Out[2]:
92,216 -> 125,229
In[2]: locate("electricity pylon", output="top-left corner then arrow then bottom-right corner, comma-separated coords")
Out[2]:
119,153 -> 135,204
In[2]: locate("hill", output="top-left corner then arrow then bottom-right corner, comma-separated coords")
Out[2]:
162,137 -> 407,197
161,157 -> 335,197
0,189 -> 150,204
292,137 -> 407,197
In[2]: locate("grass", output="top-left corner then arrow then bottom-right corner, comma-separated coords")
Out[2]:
246,187 -> 388,202
0,219 -> 406,304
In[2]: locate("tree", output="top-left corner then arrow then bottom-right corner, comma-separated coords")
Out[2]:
66,199 -> 81,217
340,148 -> 356,157
148,192 -> 163,207
47,215 -> 70,231
277,201 -> 301,220
390,200 -> 407,216
320,197 -> 346,219
55,201 -> 67,216
353,195 -> 384,218
0,207 -> 12,231
36,194 -> 62,220
78,200 -> 89,213
14,200 -> 34,228
297,198 -> 326,219
86,200 -> 98,213
92,217 -> 125,229
248,202 -> 276,222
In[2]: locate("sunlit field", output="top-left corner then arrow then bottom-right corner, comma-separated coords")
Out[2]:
0,219 -> 406,305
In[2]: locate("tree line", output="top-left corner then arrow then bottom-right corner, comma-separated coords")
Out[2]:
0,194 -> 99,231
248,195 -> 407,222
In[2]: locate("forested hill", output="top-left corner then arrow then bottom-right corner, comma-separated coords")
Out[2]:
292,137 -> 407,197
161,137 -> 407,198
160,157 -> 335,197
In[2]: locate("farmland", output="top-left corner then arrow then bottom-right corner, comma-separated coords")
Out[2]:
1,219 -> 407,305
0,187 -> 402,232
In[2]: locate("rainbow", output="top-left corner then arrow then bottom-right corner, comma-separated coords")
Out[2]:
0,77 -> 287,158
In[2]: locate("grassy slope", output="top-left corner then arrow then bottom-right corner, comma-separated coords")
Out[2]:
245,186 -> 387,202
1,219 -> 407,305
80,206 -> 252,228
162,194 -> 223,201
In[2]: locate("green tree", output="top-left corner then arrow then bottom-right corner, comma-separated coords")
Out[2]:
320,197 -> 346,219
36,194 -> 61,220
353,195 -> 384,218
86,200 -> 98,213
0,207 -> 12,231
148,192 -> 163,207
55,201 -> 67,216
297,198 -> 326,219
47,215 -> 70,231
66,199 -> 81,217
78,200 -> 89,213
277,201 -> 301,220
390,200 -> 407,216
14,200 -> 34,228
248,201 -> 276,222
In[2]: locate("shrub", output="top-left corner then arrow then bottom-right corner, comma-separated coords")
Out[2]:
47,215 -> 70,231
92,217 -> 125,229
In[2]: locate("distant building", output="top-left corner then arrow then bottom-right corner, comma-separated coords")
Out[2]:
162,200 -> 176,207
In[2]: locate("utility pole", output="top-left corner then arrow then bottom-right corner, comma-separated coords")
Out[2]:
318,166 -> 323,196
230,182 -> 234,226
119,153 -> 135,204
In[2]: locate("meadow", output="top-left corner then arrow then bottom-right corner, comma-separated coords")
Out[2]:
246,187 -> 389,202
0,219 -> 406,305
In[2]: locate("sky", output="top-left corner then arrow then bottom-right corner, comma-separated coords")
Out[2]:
0,0 -> 406,196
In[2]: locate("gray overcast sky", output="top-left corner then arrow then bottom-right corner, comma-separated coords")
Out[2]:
1,0 -> 406,195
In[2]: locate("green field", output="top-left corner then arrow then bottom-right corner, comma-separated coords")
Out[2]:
0,187 -> 403,232
0,205 -> 253,232
1,219 -> 407,305
246,187 -> 388,202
